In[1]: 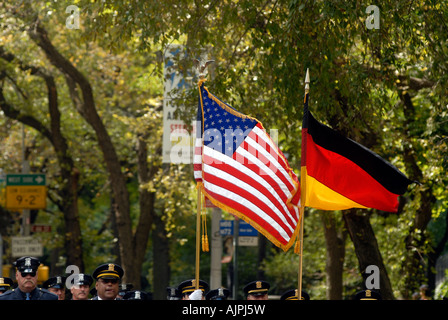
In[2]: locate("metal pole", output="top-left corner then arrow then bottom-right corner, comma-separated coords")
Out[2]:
210,207 -> 222,289
298,68 -> 310,300
22,124 -> 30,236
195,188 -> 201,289
232,218 -> 239,299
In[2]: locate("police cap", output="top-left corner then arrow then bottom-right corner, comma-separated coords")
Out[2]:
122,290 -> 150,300
177,279 -> 209,296
280,289 -> 310,300
166,286 -> 181,300
13,256 -> 40,274
206,287 -> 230,300
354,289 -> 382,300
43,276 -> 66,289
72,273 -> 94,287
0,277 -> 14,292
243,280 -> 270,297
92,263 -> 124,280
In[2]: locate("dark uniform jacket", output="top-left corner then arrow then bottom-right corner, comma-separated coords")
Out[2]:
0,287 -> 58,300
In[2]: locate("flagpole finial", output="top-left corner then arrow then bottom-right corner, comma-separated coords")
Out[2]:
305,68 -> 310,92
193,58 -> 215,80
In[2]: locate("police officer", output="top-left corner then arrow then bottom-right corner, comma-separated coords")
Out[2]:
243,280 -> 270,300
43,276 -> 67,300
91,263 -> 124,300
70,273 -> 94,300
0,256 -> 57,300
0,277 -> 14,294
177,279 -> 209,300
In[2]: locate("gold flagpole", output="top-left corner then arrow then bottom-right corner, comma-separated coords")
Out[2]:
298,68 -> 310,300
194,58 -> 214,290
195,187 -> 201,289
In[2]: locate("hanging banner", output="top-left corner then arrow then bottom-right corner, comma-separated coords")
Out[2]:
162,45 -> 193,164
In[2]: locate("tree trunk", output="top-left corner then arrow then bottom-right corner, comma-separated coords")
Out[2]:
152,212 -> 170,299
0,57 -> 84,270
399,91 -> 437,298
343,209 -> 395,299
322,212 -> 346,300
27,21 -> 137,284
133,134 -> 156,289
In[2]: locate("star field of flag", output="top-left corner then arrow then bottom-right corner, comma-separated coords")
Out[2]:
199,86 -> 257,156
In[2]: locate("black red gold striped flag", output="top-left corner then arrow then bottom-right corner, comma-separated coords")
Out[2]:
301,93 -> 413,212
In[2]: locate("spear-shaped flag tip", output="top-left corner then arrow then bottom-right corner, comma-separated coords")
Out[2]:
305,68 -> 310,91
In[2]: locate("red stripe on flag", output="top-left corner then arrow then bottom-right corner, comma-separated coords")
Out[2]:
203,171 -> 294,240
203,181 -> 291,246
204,153 -> 298,230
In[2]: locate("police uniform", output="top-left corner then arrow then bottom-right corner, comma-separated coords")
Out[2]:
122,290 -> 151,300
280,289 -> 310,300
177,279 -> 209,299
0,256 -> 57,300
206,287 -> 230,300
243,280 -> 270,299
354,289 -> 382,300
91,263 -> 124,300
0,277 -> 14,294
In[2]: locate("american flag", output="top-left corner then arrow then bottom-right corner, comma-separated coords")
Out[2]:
194,82 -> 301,251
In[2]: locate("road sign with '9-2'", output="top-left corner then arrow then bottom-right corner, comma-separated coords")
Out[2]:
5,174 -> 47,209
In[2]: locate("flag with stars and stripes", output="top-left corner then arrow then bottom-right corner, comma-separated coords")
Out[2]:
194,81 -> 301,251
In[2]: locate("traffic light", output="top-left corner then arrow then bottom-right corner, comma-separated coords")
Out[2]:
37,264 -> 49,285
2,264 -> 12,278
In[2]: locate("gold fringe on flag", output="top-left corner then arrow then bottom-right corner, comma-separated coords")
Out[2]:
201,192 -> 209,252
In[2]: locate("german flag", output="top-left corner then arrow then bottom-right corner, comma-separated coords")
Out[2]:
301,93 -> 413,212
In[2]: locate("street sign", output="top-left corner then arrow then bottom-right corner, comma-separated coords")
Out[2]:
5,186 -> 47,209
219,220 -> 234,236
11,236 -> 43,257
238,236 -> 259,247
6,174 -> 46,186
238,221 -> 258,237
219,220 -> 258,237
31,225 -> 52,233
5,174 -> 47,209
